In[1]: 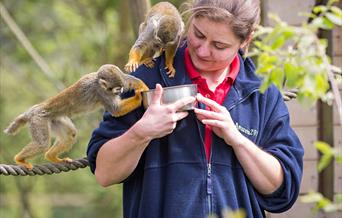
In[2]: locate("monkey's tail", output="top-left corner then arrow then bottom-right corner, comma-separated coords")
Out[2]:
4,113 -> 28,135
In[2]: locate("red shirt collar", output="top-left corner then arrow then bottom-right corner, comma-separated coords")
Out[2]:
184,47 -> 240,83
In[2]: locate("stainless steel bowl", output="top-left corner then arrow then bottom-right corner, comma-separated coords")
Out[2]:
142,84 -> 198,111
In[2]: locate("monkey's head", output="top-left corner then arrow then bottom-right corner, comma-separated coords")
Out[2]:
154,15 -> 184,46
97,64 -> 126,97
97,64 -> 144,96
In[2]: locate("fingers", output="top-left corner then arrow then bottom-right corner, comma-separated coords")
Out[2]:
194,108 -> 220,120
150,84 -> 163,105
196,93 -> 222,112
175,111 -> 189,121
171,96 -> 196,112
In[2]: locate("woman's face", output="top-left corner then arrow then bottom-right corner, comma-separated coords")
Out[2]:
187,17 -> 244,74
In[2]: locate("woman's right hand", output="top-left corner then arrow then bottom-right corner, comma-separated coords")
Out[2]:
134,84 -> 195,140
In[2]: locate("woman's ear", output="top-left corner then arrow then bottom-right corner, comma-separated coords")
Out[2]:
240,31 -> 254,53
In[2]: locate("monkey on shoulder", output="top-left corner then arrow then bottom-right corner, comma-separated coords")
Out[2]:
3,64 -> 149,169
125,1 -> 184,77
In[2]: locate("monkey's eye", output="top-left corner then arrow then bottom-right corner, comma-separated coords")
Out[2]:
112,87 -> 124,95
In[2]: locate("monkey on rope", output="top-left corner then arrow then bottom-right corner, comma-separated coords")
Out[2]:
125,1 -> 184,77
4,64 -> 149,169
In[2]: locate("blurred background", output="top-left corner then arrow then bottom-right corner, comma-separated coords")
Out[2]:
0,0 -> 182,217
0,0 -> 341,218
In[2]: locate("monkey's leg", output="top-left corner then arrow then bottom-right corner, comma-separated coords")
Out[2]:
45,117 -> 77,163
165,44 -> 178,77
14,117 -> 51,169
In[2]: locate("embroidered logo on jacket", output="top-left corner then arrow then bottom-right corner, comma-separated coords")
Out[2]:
235,122 -> 258,137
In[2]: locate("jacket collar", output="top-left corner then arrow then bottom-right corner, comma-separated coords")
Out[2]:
158,45 -> 261,109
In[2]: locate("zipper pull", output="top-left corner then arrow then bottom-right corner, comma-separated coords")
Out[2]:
207,163 -> 212,194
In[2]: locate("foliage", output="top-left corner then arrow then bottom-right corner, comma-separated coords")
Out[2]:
0,0 -> 132,217
249,0 -> 342,104
249,0 -> 342,214
301,192 -> 342,212
316,141 -> 342,172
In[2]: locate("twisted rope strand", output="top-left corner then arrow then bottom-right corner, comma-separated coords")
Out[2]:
0,158 -> 89,176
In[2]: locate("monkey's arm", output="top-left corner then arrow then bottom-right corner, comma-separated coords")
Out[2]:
125,47 -> 143,73
112,81 -> 149,117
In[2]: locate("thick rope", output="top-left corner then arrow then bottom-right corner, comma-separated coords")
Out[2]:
0,158 -> 89,176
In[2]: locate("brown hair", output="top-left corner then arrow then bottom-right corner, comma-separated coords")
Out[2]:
180,0 -> 260,43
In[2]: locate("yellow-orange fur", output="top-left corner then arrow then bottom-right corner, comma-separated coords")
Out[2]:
125,1 -> 184,77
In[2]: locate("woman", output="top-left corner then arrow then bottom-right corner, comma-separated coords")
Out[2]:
87,0 -> 304,217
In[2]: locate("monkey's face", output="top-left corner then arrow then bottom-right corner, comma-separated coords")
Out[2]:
97,64 -> 126,97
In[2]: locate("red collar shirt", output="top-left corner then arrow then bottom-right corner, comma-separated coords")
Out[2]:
184,48 -> 240,160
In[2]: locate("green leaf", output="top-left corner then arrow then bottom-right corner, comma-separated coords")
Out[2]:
284,62 -> 300,88
330,6 -> 342,17
315,72 -> 328,86
301,192 -> 323,203
313,5 -> 328,14
270,68 -> 285,89
335,154 -> 342,163
271,36 -> 285,49
315,141 -> 333,155
315,141 -> 334,172
325,12 -> 342,26
322,17 -> 335,29
259,78 -> 271,93
310,17 -> 334,30
317,153 -> 333,172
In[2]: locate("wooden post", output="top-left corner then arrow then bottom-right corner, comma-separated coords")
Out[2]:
316,0 -> 335,201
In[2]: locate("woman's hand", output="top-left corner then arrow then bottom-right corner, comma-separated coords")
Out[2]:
135,84 -> 196,140
194,93 -> 244,147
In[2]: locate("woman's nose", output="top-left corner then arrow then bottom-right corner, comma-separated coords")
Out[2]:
196,42 -> 210,58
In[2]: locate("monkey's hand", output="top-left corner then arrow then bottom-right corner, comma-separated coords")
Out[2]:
125,48 -> 142,72
125,61 -> 140,73
112,81 -> 149,117
143,59 -> 155,68
165,65 -> 176,78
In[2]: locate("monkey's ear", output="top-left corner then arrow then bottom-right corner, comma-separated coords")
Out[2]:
153,19 -> 163,43
99,79 -> 109,90
152,19 -> 159,29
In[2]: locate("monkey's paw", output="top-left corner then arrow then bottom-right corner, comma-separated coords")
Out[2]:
45,155 -> 73,164
15,156 -> 34,169
124,62 -> 140,73
165,66 -> 176,78
143,60 -> 155,68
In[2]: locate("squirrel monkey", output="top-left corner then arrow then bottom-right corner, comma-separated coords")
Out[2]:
4,64 -> 149,169
124,1 -> 184,77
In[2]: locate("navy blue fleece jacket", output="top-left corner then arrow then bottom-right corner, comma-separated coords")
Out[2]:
87,45 -> 304,218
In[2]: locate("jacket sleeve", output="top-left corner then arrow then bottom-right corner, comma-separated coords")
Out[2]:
255,88 -> 304,213
86,110 -> 140,173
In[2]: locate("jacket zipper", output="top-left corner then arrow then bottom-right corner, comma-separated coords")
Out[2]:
228,88 -> 259,111
207,162 -> 212,215
198,89 -> 258,215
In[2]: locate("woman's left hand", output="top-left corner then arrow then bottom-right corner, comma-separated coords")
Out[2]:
194,93 -> 244,147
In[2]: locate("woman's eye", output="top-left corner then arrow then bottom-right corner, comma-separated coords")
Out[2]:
214,43 -> 229,50
194,30 -> 205,39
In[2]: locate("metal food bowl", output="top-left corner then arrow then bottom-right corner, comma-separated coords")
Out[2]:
142,84 -> 198,111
